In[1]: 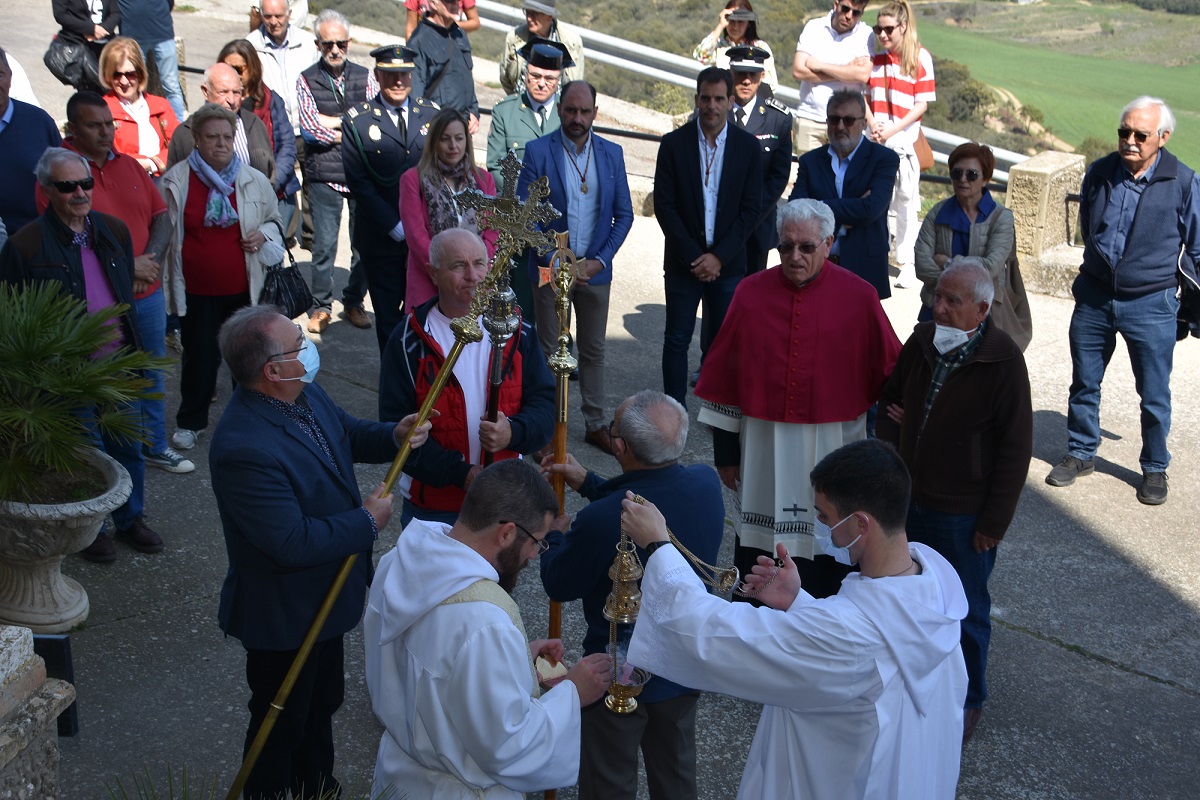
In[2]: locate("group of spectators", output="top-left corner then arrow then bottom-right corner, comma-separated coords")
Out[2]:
2,0 -> 1199,798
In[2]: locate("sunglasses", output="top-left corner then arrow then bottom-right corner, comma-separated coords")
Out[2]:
1117,127 -> 1152,144
51,177 -> 95,193
318,39 -> 350,51
827,114 -> 864,128
872,24 -> 899,36
950,168 -> 982,182
112,69 -> 139,82
837,4 -> 865,17
778,241 -> 822,255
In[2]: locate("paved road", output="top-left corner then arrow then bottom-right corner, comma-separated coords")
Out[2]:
3,2 -> 1199,797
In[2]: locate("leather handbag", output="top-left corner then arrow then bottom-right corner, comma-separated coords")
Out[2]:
258,222 -> 313,320
914,129 -> 935,171
43,36 -> 103,93
991,253 -> 1033,352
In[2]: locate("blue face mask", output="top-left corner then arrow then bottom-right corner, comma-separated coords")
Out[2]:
277,339 -> 320,383
812,514 -> 861,566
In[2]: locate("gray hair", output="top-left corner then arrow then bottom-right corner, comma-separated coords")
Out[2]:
941,258 -> 994,310
458,459 -> 559,534
190,102 -> 238,136
34,147 -> 91,187
618,390 -> 688,466
429,228 -> 486,270
1121,96 -> 1175,135
777,198 -> 835,241
827,89 -> 866,116
218,304 -> 286,387
315,8 -> 350,36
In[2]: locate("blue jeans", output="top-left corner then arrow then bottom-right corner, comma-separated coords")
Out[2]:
906,503 -> 994,708
307,181 -> 365,312
662,271 -> 740,406
80,402 -> 145,530
141,39 -> 186,123
1067,276 -> 1178,472
134,287 -> 167,454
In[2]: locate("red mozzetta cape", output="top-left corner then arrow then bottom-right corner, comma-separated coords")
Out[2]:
695,263 -> 902,424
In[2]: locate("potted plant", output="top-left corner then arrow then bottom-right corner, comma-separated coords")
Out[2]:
0,282 -> 168,633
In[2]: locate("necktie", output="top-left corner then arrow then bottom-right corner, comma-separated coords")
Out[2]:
537,106 -> 546,131
736,108 -> 747,127
396,107 -> 407,140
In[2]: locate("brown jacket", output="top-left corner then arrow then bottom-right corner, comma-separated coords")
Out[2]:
876,320 -> 1032,540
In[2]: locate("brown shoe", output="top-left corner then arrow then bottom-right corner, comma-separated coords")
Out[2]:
584,427 -> 614,455
115,517 -> 165,554
80,532 -> 117,563
307,310 -> 331,334
341,305 -> 372,329
962,707 -> 983,745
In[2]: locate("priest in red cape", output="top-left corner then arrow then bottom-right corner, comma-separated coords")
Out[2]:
695,198 -> 901,598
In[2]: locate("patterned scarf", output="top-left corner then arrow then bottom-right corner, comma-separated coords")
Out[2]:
187,148 -> 242,228
421,159 -> 482,237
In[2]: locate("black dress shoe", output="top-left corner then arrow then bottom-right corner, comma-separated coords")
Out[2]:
80,532 -> 117,563
115,517 -> 165,554
584,427 -> 614,455
963,707 -> 983,744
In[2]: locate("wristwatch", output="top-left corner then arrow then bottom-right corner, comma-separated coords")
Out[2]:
644,540 -> 671,557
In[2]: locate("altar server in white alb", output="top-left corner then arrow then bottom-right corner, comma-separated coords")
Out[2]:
364,459 -> 611,799
622,438 -> 968,799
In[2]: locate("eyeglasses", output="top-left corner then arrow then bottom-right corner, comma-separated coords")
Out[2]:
526,71 -> 560,86
837,4 -> 865,17
1117,127 -> 1152,144
504,520 -> 549,555
607,418 -> 623,442
778,240 -> 822,255
112,69 -> 139,82
872,24 -> 899,36
318,39 -> 350,51
950,168 -> 982,182
51,177 -> 95,193
826,114 -> 864,128
266,324 -> 306,362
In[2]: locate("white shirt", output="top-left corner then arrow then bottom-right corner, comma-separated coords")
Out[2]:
698,122 -> 729,247
120,95 -> 161,160
561,133 -> 600,259
733,98 -> 757,127
794,12 -> 873,123
628,542 -> 969,799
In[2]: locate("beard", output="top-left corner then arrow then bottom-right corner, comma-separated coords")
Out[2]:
496,538 -> 528,594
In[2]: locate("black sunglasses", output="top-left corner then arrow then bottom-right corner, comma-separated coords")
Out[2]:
51,177 -> 95,193
827,114 -> 864,128
778,241 -> 821,255
838,4 -> 865,17
1117,127 -> 1152,144
111,69 -> 140,82
318,39 -> 350,51
872,24 -> 899,36
950,168 -> 982,182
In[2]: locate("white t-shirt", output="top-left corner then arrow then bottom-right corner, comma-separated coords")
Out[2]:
120,95 -> 162,160
794,13 -> 874,123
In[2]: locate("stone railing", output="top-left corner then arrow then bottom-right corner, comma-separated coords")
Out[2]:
1006,151 -> 1086,299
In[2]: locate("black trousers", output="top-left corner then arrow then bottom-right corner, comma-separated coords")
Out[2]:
732,541 -> 853,603
177,291 -> 249,431
242,635 -> 345,800
579,691 -> 700,800
361,238 -> 408,353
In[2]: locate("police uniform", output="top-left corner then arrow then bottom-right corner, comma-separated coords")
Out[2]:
343,45 -> 438,351
729,46 -> 794,274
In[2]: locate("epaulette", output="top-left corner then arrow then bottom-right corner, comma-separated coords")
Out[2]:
414,97 -> 440,110
346,101 -> 372,119
766,97 -> 791,115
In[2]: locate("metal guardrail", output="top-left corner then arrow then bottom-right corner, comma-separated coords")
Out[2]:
472,0 -> 1029,185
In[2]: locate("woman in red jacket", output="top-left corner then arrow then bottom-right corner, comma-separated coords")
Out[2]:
99,36 -> 179,178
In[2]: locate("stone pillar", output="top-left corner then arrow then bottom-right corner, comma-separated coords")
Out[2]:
0,627 -> 76,799
1007,151 -> 1086,299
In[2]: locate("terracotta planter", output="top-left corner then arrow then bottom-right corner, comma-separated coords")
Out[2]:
0,450 -> 131,633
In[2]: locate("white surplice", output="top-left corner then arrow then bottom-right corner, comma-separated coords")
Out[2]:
364,519 -> 582,799
627,542 -> 968,800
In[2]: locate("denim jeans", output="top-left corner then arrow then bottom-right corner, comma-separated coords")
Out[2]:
141,39 -> 186,123
906,503 -> 994,708
133,287 -> 167,454
1067,276 -> 1178,472
662,271 -> 740,406
80,402 -> 145,530
307,181 -> 365,313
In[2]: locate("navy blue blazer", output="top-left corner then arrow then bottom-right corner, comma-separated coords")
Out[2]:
211,384 -> 400,651
654,120 -> 763,278
790,137 -> 899,299
517,129 -> 635,287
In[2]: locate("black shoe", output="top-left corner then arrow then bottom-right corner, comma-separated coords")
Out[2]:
963,707 -> 983,745
80,532 -> 117,563
1045,456 -> 1095,487
1137,471 -> 1168,505
115,517 -> 165,554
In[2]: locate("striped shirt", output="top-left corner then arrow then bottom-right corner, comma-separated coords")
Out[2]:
867,44 -> 935,149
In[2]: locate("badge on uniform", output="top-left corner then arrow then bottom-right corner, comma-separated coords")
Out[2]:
420,124 -> 429,137
369,125 -> 382,142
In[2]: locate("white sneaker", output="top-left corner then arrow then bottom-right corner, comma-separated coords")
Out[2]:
144,447 -> 196,474
171,428 -> 199,450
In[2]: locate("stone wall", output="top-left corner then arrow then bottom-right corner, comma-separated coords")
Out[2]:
0,627 -> 76,800
1001,150 -> 1086,299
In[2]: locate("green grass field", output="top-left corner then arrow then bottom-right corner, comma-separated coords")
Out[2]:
915,4 -> 1200,166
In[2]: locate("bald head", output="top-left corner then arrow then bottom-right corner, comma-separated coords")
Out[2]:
202,63 -> 244,111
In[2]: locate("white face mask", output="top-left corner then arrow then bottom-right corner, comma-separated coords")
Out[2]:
932,323 -> 976,355
277,339 -> 320,383
813,514 -> 861,566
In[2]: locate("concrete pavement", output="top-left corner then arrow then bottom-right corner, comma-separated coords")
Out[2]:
3,2 -> 1198,797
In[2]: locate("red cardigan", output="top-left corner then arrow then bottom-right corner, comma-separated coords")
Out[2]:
104,92 -> 179,176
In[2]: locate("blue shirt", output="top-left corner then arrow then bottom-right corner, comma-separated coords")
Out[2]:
1095,153 -> 1158,270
